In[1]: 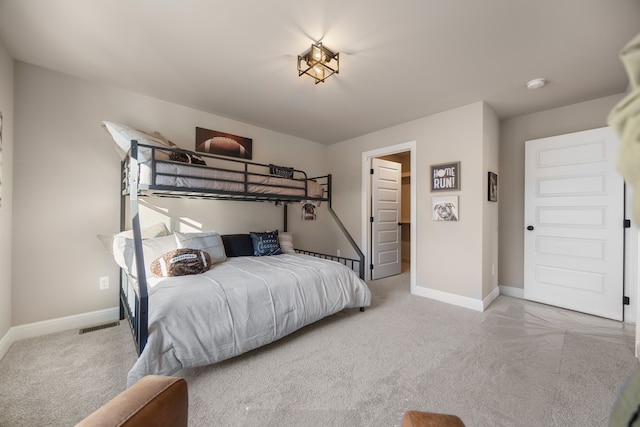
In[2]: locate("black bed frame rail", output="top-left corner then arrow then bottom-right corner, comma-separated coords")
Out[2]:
122,142 -> 329,204
119,142 -> 151,355
294,249 -> 362,274
119,272 -> 148,355
120,140 -> 365,356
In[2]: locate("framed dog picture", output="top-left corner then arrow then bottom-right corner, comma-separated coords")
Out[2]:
432,196 -> 459,221
302,202 -> 317,220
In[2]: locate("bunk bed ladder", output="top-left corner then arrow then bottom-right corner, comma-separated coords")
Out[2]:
283,174 -> 366,280
326,175 -> 366,280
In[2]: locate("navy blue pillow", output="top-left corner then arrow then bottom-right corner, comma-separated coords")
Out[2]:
250,231 -> 282,256
221,234 -> 254,257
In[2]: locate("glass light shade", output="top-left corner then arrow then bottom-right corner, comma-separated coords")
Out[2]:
297,42 -> 339,84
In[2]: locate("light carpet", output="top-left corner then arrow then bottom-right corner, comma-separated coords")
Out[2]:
0,270 -> 637,426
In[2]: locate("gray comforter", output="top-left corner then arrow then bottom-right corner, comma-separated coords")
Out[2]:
127,254 -> 371,386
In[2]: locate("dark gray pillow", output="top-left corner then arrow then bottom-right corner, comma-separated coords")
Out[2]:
221,234 -> 254,257
250,231 -> 282,256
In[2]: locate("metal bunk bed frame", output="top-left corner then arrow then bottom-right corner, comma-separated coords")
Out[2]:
119,140 -> 365,355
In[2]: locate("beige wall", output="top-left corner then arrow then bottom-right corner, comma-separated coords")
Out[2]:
328,101 -> 499,304
12,62 -> 328,326
0,40 -> 13,339
498,94 -> 625,289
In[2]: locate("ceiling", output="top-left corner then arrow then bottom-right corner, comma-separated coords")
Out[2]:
0,0 -> 638,145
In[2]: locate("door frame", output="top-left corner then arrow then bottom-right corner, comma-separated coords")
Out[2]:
624,184 -> 639,327
362,141 -> 416,291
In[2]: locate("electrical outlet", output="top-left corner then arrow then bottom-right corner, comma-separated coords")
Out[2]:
336,249 -> 341,257
99,276 -> 109,290
492,264 -> 495,275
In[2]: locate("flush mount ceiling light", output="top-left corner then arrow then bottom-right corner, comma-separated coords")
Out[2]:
297,42 -> 339,84
526,78 -> 546,90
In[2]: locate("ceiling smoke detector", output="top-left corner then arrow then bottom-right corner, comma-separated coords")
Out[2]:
526,78 -> 546,90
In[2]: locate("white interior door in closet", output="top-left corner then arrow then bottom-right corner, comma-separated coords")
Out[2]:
524,127 -> 624,320
371,158 -> 402,280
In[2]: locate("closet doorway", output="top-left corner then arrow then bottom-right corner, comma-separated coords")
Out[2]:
362,142 -> 416,290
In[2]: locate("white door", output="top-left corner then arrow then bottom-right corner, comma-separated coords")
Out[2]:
371,158 -> 402,280
524,127 -> 624,320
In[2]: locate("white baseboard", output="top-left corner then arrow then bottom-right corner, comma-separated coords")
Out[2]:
0,328 -> 16,362
499,285 -> 525,299
483,286 -> 500,310
0,307 -> 120,362
412,285 -> 485,312
411,284 -> 501,312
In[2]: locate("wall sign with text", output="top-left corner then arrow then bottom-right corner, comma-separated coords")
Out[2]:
431,161 -> 460,192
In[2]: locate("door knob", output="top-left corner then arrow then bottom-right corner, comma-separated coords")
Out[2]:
527,225 -> 534,231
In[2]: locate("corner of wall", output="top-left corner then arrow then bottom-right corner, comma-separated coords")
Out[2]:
482,102 -> 499,300
0,327 -> 15,362
0,37 -> 14,340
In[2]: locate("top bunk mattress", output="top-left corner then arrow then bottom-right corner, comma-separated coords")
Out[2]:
134,160 -> 325,199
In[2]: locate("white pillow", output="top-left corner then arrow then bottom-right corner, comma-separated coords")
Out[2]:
101,224 -> 176,277
98,222 -> 169,252
136,234 -> 179,277
174,231 -> 227,265
102,121 -> 177,161
111,234 -> 179,278
278,232 -> 295,254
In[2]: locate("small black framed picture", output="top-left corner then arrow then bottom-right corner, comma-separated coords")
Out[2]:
488,172 -> 498,202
